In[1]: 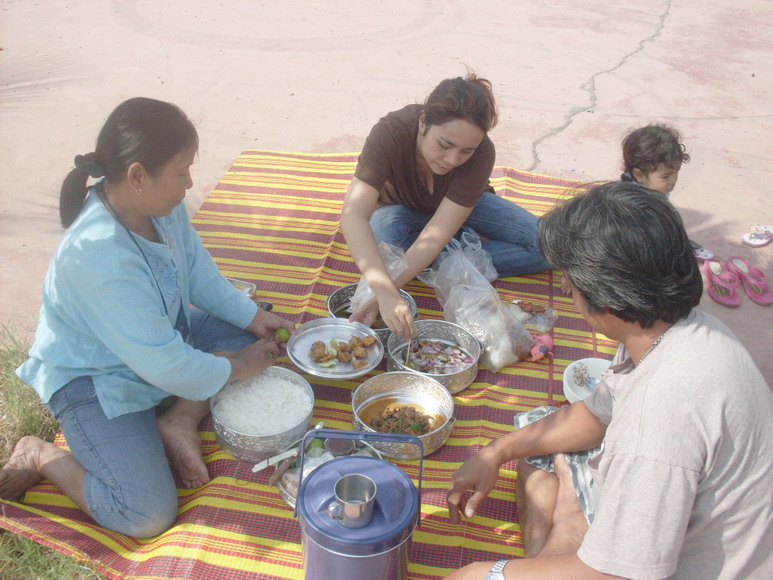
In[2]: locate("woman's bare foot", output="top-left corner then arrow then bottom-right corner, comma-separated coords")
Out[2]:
157,407 -> 210,489
0,436 -> 49,500
538,453 -> 589,557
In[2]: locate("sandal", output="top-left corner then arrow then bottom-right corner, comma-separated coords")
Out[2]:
742,224 -> 773,248
703,259 -> 741,307
726,256 -> 773,305
694,247 -> 714,261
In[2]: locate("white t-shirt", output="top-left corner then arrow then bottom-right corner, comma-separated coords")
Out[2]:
579,310 -> 773,579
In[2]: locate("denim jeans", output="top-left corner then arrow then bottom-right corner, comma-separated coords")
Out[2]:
369,191 -> 549,277
46,308 -> 256,537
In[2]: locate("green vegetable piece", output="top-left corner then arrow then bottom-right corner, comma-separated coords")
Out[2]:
307,438 -> 325,451
276,328 -> 291,343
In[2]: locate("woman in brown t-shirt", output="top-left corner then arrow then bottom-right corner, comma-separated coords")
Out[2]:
340,74 -> 548,339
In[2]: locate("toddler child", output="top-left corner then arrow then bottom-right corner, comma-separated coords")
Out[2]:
620,123 -> 711,259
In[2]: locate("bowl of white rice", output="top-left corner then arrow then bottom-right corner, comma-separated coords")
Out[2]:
210,366 -> 315,463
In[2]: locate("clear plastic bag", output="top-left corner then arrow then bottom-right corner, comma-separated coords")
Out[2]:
419,237 -> 492,306
350,242 -> 409,312
509,300 -> 559,334
421,238 -> 534,371
459,227 -> 498,282
444,284 -> 534,370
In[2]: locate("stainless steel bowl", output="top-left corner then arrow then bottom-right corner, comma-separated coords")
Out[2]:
327,283 -> 418,342
386,319 -> 480,394
351,371 -> 455,459
210,366 -> 315,463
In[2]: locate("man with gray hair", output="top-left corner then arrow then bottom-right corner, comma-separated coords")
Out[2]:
446,181 -> 772,579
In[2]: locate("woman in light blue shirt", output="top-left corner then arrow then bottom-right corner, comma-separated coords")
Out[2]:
1,98 -> 293,537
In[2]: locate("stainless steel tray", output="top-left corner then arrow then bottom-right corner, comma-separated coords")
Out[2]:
286,318 -> 384,379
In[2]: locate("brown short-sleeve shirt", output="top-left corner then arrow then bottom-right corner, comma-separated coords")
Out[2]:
354,104 -> 495,214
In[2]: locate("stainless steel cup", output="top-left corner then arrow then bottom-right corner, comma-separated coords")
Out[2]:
326,473 -> 377,528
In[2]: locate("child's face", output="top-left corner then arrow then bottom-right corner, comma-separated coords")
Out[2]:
634,162 -> 681,196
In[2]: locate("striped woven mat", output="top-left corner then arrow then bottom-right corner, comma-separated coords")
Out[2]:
0,151 -> 616,579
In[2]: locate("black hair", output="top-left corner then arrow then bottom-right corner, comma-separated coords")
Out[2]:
539,181 -> 702,327
59,97 -> 198,228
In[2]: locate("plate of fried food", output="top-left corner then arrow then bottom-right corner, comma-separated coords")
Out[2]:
286,318 -> 384,379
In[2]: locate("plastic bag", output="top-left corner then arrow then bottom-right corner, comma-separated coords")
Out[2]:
459,227 -> 498,282
419,237 -> 492,307
421,239 -> 534,371
350,242 -> 410,312
509,300 -> 559,334
444,284 -> 534,370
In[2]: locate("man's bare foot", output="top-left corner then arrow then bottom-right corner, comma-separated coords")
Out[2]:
516,459 -> 558,557
538,453 -> 589,557
157,412 -> 210,489
0,436 -> 48,500
560,275 -> 573,296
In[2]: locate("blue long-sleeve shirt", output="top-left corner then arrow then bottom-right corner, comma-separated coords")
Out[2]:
17,190 -> 257,419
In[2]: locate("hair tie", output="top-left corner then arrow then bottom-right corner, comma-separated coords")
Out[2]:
74,153 -> 105,178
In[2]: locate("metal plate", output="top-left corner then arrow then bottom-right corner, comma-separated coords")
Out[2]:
286,318 -> 383,379
226,277 -> 256,296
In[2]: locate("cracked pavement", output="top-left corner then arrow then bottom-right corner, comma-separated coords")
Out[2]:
1,0 -> 771,381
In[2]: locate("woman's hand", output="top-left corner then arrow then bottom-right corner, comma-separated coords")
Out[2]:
376,290 -> 416,339
446,445 -> 503,524
226,339 -> 280,383
246,308 -> 294,342
350,292 -> 416,339
349,295 -> 381,328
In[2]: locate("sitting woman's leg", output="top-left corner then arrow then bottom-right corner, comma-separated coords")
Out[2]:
47,376 -> 179,538
369,204 -> 432,251
463,191 -> 549,276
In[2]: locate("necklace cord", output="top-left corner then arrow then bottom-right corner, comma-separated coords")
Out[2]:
97,188 -> 172,318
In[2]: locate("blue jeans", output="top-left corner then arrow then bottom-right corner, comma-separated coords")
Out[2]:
369,191 -> 549,277
46,309 -> 256,537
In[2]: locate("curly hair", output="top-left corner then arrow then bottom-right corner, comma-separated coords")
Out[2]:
621,123 -> 690,179
539,181 -> 702,327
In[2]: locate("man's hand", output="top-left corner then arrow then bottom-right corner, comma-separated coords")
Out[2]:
446,445 -> 503,524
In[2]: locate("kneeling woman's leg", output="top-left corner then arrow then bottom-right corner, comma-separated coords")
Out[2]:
189,307 -> 257,354
48,376 -> 179,538
464,192 -> 550,276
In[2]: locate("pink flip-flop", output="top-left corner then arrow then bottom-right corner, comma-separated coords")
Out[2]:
726,256 -> 773,305
703,259 -> 741,307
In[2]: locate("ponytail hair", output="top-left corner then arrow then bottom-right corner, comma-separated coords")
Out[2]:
59,153 -> 106,227
59,97 -> 198,228
423,72 -> 498,133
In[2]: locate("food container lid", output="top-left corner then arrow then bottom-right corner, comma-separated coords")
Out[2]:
297,456 -> 418,555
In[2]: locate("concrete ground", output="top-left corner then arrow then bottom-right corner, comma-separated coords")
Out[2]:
2,1 -> 771,383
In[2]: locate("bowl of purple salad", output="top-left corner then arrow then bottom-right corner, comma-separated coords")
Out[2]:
386,319 -> 480,394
